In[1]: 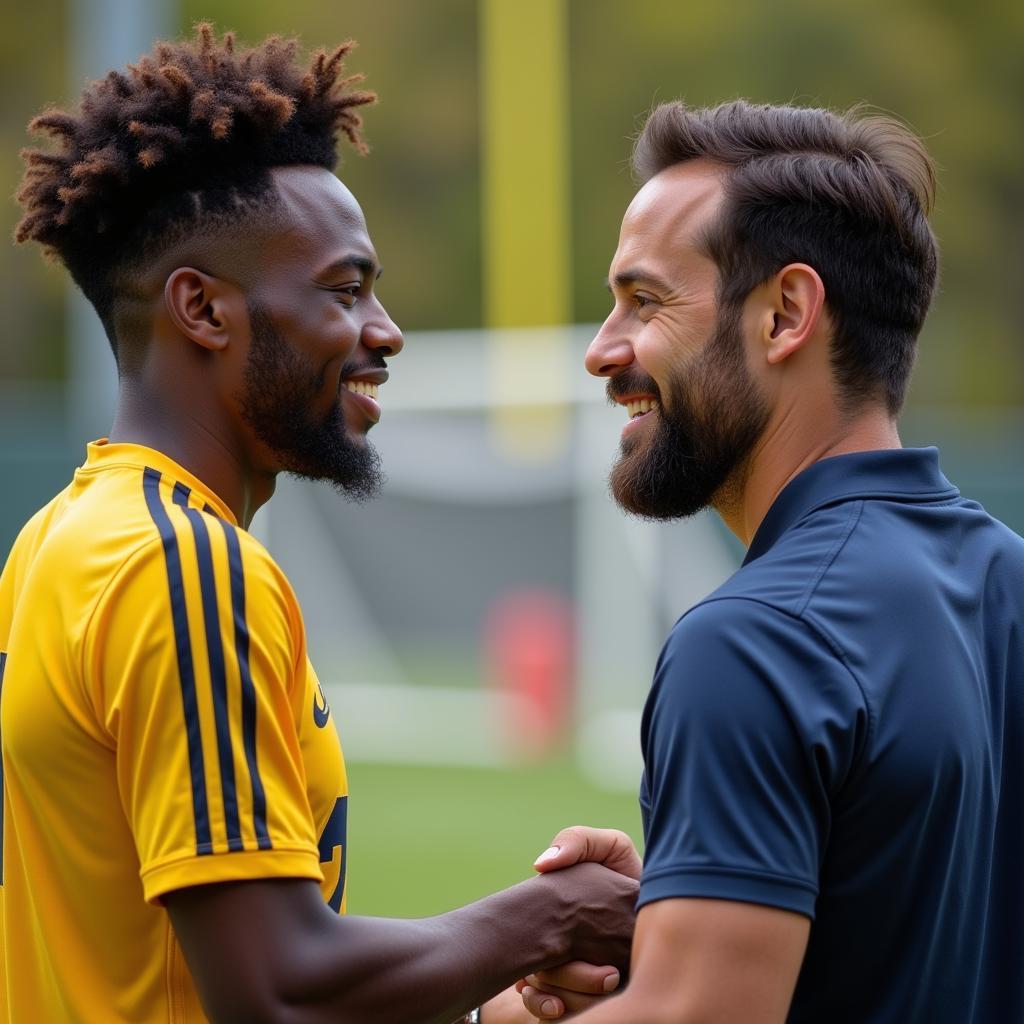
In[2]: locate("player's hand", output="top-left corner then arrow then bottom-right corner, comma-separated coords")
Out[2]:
515,961 -> 622,1020
532,860 -> 636,972
533,826 -> 642,881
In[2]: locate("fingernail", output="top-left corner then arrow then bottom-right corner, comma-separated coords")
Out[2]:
534,846 -> 560,865
541,998 -> 558,1017
603,971 -> 621,993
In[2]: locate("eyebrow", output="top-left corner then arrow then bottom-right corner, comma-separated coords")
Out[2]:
317,255 -> 382,280
605,267 -> 674,293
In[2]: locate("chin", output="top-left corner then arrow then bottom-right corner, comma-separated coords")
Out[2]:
344,428 -> 370,446
340,414 -> 371,438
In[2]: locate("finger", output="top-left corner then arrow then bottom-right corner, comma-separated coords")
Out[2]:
520,984 -> 566,1020
523,981 -> 606,1016
533,826 -> 643,880
524,961 -> 621,995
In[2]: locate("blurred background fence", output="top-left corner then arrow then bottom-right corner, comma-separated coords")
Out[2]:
3,0 -> 1022,915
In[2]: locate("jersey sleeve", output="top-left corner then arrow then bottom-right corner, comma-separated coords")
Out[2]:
84,509 -> 324,904
637,598 -> 868,920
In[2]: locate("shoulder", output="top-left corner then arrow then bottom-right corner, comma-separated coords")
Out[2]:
85,511 -> 309,712
90,505 -> 304,655
715,500 -> 866,617
648,595 -> 866,747
662,595 -> 833,669
219,523 -> 306,638
1,486 -> 74,581
657,595 -> 839,691
115,509 -> 297,609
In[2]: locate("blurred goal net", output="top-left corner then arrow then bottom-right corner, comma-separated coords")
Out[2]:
259,325 -> 739,790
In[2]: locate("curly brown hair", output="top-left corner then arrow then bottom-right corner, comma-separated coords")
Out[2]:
15,23 -> 375,350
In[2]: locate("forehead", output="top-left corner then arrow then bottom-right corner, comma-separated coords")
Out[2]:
612,160 -> 726,273
266,165 -> 375,268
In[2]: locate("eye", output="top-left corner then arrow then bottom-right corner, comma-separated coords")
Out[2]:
633,293 -> 655,310
332,286 -> 360,309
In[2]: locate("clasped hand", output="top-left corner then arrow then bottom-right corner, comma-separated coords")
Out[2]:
519,826 -> 641,1021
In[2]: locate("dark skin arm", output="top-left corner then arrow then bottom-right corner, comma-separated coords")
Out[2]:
165,863 -> 636,1024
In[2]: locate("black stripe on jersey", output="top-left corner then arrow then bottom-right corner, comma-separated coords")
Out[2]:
219,520 -> 272,850
142,468 -> 213,855
171,483 -> 244,853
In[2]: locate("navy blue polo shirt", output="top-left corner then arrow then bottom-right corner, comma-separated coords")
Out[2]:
638,448 -> 1023,1023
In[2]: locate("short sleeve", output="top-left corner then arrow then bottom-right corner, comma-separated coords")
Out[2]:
85,508 -> 324,904
638,598 -> 867,920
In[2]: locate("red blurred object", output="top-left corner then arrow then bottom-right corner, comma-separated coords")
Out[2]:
484,588 -> 576,758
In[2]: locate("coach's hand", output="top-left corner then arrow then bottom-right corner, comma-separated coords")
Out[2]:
533,826 -> 643,881
515,961 -> 622,1020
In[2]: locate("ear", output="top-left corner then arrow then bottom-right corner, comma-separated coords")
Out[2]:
762,263 -> 825,366
163,267 -> 245,352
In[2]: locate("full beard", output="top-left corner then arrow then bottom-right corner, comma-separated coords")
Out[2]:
609,303 -> 769,521
239,304 -> 383,501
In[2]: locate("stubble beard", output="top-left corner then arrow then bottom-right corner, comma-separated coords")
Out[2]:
609,302 -> 769,521
239,304 -> 384,501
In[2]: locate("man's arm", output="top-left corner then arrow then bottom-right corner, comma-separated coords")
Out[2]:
521,897 -> 809,1024
516,600 -> 863,1021
165,862 -> 636,1024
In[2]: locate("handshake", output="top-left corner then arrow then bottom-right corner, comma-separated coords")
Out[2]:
479,826 -> 642,1024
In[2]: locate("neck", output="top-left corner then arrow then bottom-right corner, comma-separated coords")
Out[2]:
715,405 -> 901,547
109,375 -> 275,528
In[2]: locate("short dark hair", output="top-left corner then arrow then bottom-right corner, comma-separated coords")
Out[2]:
15,24 -> 375,355
634,100 -> 939,414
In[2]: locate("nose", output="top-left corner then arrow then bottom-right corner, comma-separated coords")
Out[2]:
362,302 -> 404,357
584,311 -> 634,377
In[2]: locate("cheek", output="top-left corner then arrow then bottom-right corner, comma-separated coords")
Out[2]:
280,304 -> 362,365
633,317 -> 705,380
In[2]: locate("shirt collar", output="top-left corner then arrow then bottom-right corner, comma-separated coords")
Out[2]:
80,438 -> 239,526
744,447 -> 958,565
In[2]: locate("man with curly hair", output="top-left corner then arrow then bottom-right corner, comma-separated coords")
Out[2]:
3,25 -> 634,1024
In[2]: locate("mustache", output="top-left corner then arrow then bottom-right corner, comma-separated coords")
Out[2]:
341,352 -> 388,378
606,370 -> 662,405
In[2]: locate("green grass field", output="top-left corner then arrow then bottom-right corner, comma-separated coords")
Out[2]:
344,756 -> 644,918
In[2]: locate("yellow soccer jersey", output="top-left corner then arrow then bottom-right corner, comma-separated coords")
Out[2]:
0,440 -> 349,1023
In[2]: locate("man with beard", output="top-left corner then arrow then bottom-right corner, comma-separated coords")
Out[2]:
2,26 -> 635,1024
518,101 -> 1023,1022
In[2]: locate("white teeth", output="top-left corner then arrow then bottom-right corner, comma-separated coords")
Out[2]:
344,381 -> 379,400
625,398 -> 658,419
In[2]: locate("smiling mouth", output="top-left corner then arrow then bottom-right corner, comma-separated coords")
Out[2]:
625,397 -> 658,419
344,380 -> 379,400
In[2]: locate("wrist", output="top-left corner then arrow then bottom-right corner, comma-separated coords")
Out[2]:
528,871 -> 574,966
